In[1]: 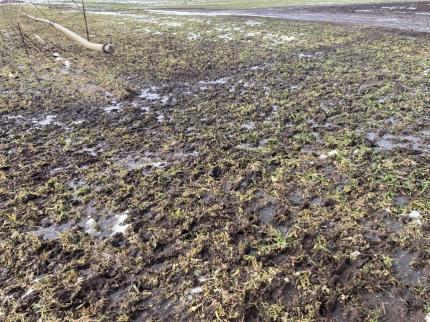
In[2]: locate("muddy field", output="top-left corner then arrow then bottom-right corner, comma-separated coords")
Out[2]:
152,1 -> 430,33
1,3 -> 430,321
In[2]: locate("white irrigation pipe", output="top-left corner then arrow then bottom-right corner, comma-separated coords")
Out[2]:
24,14 -> 114,53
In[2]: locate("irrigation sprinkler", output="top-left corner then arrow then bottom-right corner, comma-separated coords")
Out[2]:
24,14 -> 114,53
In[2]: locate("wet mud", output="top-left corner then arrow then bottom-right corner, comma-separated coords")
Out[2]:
1,4 -> 430,321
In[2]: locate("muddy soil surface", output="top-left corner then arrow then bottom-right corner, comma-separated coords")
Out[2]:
150,1 -> 430,33
2,5 -> 430,321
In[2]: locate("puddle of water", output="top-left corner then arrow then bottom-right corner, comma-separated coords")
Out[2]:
408,210 -> 421,219
119,153 -> 167,171
259,203 -> 276,223
120,150 -> 197,171
68,179 -> 89,196
32,202 -> 131,240
50,167 -> 65,175
250,191 -> 280,223
147,9 -> 234,17
111,213 -> 130,235
394,195 -> 409,206
83,218 -> 98,235
173,151 -> 199,159
232,26 -> 245,32
309,197 -> 323,206
198,276 -> 208,283
263,33 -> 296,44
364,231 -> 381,243
203,77 -> 228,85
366,132 -> 430,154
80,147 -> 98,157
380,5 -> 416,10
33,114 -> 57,126
189,286 -> 203,295
405,210 -> 422,225
78,204 -> 130,237
384,116 -> 399,125
235,143 -> 254,151
32,220 -> 75,240
187,32 -> 201,40
244,20 -> 261,26
287,190 -> 305,206
217,33 -> 233,41
139,87 -> 169,104
68,179 -> 90,201
140,88 -> 162,100
103,102 -> 123,113
197,77 -> 229,90
276,225 -> 289,235
250,64 -> 266,71
385,218 -> 403,233
140,27 -> 163,35
258,138 -> 271,147
393,250 -> 423,285
90,11 -> 162,24
298,52 -> 321,59
163,21 -> 182,27
5,115 -> 25,121
298,53 -> 314,58
241,122 -> 256,130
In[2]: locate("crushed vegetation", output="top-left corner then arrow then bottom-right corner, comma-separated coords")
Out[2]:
1,4 -> 430,321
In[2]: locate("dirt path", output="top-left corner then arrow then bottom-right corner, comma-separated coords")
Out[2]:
148,1 -> 430,33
